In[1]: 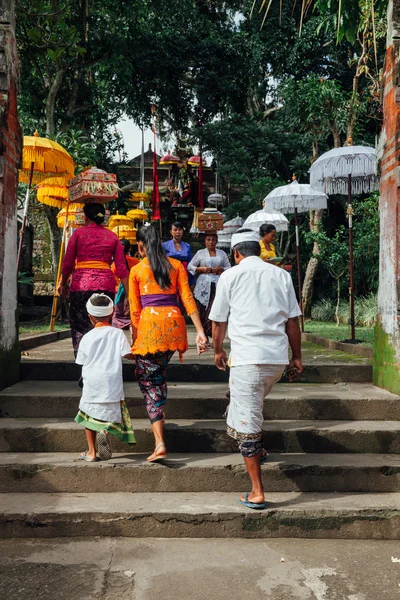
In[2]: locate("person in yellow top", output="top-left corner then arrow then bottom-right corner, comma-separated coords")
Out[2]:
259,223 -> 277,262
129,225 -> 208,463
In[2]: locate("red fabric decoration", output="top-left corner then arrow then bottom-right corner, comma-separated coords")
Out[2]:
198,142 -> 204,211
152,128 -> 161,220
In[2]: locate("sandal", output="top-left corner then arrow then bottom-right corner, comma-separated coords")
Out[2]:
97,431 -> 112,460
79,451 -> 98,462
146,442 -> 168,463
239,492 -> 268,510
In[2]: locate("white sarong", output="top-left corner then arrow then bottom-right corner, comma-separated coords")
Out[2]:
227,364 -> 285,439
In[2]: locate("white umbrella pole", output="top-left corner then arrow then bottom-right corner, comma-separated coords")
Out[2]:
17,161 -> 34,274
294,207 -> 304,332
348,174 -> 356,342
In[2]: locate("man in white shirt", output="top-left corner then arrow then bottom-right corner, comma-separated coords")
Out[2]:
209,229 -> 303,509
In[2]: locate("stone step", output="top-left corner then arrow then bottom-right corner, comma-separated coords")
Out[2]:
20,361 -> 372,383
1,418 -> 400,454
1,491 -> 399,539
1,381 -> 397,420
1,452 -> 399,494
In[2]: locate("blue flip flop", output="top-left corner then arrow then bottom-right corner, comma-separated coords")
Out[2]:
79,451 -> 98,462
239,493 -> 268,510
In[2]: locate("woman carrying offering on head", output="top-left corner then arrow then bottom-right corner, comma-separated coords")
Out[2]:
188,232 -> 231,340
259,223 -> 277,263
58,203 -> 129,355
162,221 -> 195,286
129,225 -> 208,463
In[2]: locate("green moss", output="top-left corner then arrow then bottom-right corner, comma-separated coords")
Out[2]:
0,339 -> 20,390
373,322 -> 400,394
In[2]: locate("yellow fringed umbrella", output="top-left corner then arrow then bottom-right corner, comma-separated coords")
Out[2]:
56,204 -> 85,229
129,192 -> 150,204
20,134 -> 75,184
36,177 -> 69,209
108,212 -> 133,229
18,132 -> 75,272
112,225 -> 137,242
126,208 -> 149,221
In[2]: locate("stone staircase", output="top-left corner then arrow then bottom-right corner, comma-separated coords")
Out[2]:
0,344 -> 400,539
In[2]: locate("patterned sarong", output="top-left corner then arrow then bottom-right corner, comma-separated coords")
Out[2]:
75,400 -> 136,444
135,351 -> 175,423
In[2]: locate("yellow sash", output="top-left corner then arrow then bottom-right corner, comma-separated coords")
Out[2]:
75,261 -> 111,270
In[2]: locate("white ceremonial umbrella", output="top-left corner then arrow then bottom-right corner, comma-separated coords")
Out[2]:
309,144 -> 379,342
264,179 -> 328,331
244,210 -> 289,232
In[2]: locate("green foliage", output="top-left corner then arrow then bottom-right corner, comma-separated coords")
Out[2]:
311,294 -> 377,327
353,192 -> 380,295
17,272 -> 34,286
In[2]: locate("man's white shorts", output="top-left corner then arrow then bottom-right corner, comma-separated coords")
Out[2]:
227,364 -> 285,439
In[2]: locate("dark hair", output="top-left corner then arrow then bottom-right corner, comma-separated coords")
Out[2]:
120,239 -> 131,254
137,225 -> 172,289
233,228 -> 261,258
171,221 -> 184,230
84,203 -> 105,225
90,294 -> 112,307
204,232 -> 218,239
259,223 -> 277,237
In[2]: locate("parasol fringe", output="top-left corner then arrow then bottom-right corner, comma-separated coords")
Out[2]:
265,197 -> 329,213
311,175 -> 379,195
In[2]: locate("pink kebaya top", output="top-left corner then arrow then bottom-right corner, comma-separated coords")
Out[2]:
62,223 -> 129,293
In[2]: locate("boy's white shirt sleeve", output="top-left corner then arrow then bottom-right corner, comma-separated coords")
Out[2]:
75,336 -> 87,365
120,331 -> 132,356
209,274 -> 230,323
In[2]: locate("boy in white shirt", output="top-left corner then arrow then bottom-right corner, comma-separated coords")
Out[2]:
75,293 -> 135,461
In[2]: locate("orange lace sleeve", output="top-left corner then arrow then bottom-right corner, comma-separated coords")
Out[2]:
176,261 -> 197,315
129,265 -> 142,328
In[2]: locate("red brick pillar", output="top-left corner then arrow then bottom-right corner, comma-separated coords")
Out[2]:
0,0 -> 21,389
374,0 -> 400,392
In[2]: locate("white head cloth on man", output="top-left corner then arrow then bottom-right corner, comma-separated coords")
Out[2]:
230,228 -> 261,250
86,293 -> 114,317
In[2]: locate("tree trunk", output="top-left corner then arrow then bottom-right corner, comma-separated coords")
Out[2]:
43,205 -> 62,280
335,277 -> 341,326
45,67 -> 64,137
301,209 -> 323,317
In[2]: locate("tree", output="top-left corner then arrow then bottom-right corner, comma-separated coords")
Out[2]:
306,226 -> 349,325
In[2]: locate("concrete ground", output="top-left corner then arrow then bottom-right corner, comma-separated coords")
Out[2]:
1,537 -> 399,599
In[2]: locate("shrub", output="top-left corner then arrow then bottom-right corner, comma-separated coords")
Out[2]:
311,294 -> 377,327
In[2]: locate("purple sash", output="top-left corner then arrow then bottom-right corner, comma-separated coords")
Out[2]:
140,293 -> 178,308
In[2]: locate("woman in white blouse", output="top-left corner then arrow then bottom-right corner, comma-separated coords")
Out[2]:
188,233 -> 231,339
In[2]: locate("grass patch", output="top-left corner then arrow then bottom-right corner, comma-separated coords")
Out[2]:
304,321 -> 374,348
19,322 -> 70,335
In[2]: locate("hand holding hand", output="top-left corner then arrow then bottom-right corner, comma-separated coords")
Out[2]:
196,331 -> 209,355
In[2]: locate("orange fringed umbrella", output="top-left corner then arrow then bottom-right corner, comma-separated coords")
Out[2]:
18,132 -> 75,272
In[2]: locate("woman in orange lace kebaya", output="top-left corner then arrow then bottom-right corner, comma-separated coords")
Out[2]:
129,225 -> 208,462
